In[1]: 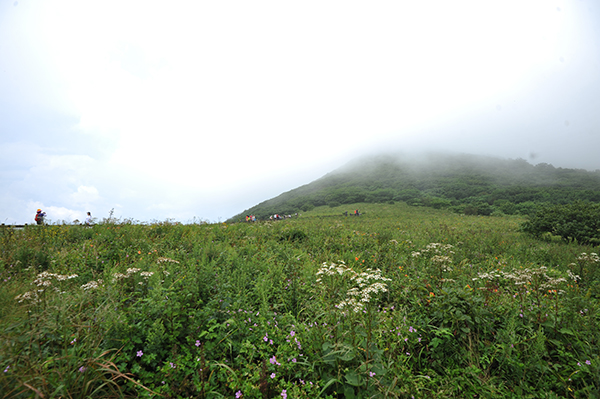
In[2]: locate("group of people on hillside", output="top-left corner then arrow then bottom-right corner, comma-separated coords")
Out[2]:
270,213 -> 297,220
343,209 -> 361,216
245,215 -> 256,222
34,209 -> 93,226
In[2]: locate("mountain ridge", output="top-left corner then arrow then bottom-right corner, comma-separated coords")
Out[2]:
229,152 -> 600,222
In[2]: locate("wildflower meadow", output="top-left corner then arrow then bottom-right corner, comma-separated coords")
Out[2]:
0,203 -> 598,398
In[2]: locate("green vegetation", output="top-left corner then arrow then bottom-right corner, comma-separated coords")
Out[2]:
1,203 -> 598,398
522,201 -> 600,245
230,153 -> 600,222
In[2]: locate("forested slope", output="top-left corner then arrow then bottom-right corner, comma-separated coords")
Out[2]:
229,152 -> 600,221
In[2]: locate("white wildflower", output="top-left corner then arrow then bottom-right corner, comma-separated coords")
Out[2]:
157,257 -> 180,264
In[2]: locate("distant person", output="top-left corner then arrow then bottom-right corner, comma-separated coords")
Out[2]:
35,209 -> 46,225
85,212 -> 93,225
344,211 -> 348,216
355,209 -> 359,216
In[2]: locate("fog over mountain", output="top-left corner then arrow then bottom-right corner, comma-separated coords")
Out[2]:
1,1 -> 599,224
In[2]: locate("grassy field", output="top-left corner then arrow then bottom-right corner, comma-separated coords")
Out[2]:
0,203 -> 598,398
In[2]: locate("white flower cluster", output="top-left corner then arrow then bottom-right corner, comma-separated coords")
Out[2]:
112,267 -> 141,283
317,262 -> 391,313
567,270 -> 580,282
15,290 -> 38,303
81,280 -> 104,290
474,266 -> 567,293
316,261 -> 352,282
157,257 -> 180,264
15,271 -> 78,303
33,271 -> 78,286
411,243 -> 454,258
576,252 -> 600,263
412,243 -> 455,271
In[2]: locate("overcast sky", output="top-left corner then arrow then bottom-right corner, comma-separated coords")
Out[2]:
1,0 -> 599,224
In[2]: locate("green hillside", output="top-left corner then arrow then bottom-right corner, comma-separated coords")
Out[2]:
230,152 -> 600,221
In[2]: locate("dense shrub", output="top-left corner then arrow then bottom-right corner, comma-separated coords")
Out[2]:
521,201 -> 600,245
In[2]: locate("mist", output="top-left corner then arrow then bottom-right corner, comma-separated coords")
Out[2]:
1,0 -> 599,224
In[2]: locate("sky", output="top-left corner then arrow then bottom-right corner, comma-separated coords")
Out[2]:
1,0 -> 599,224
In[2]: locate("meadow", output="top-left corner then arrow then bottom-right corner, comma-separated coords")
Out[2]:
0,203 -> 598,398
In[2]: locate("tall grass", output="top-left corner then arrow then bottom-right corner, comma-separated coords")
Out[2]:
0,203 -> 598,398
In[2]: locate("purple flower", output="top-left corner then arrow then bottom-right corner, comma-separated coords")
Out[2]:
79,366 -> 87,372
195,340 -> 201,347
292,358 -> 297,363
137,350 -> 143,357
235,391 -> 242,398
369,371 -> 376,377
281,389 -> 287,399
263,335 -> 268,342
170,362 -> 176,368
290,330 -> 295,337
4,366 -> 9,373
270,373 -> 276,379
586,360 -> 592,365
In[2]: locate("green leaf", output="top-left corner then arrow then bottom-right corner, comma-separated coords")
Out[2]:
559,328 -> 574,336
344,385 -> 356,398
339,349 -> 356,361
345,370 -> 362,386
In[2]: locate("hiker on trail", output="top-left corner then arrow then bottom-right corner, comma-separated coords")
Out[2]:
35,209 -> 46,225
85,212 -> 93,225
355,209 -> 359,216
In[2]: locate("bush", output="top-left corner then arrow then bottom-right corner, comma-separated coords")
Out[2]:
521,201 -> 600,244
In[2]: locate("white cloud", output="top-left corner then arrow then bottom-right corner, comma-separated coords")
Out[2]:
71,185 -> 100,204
